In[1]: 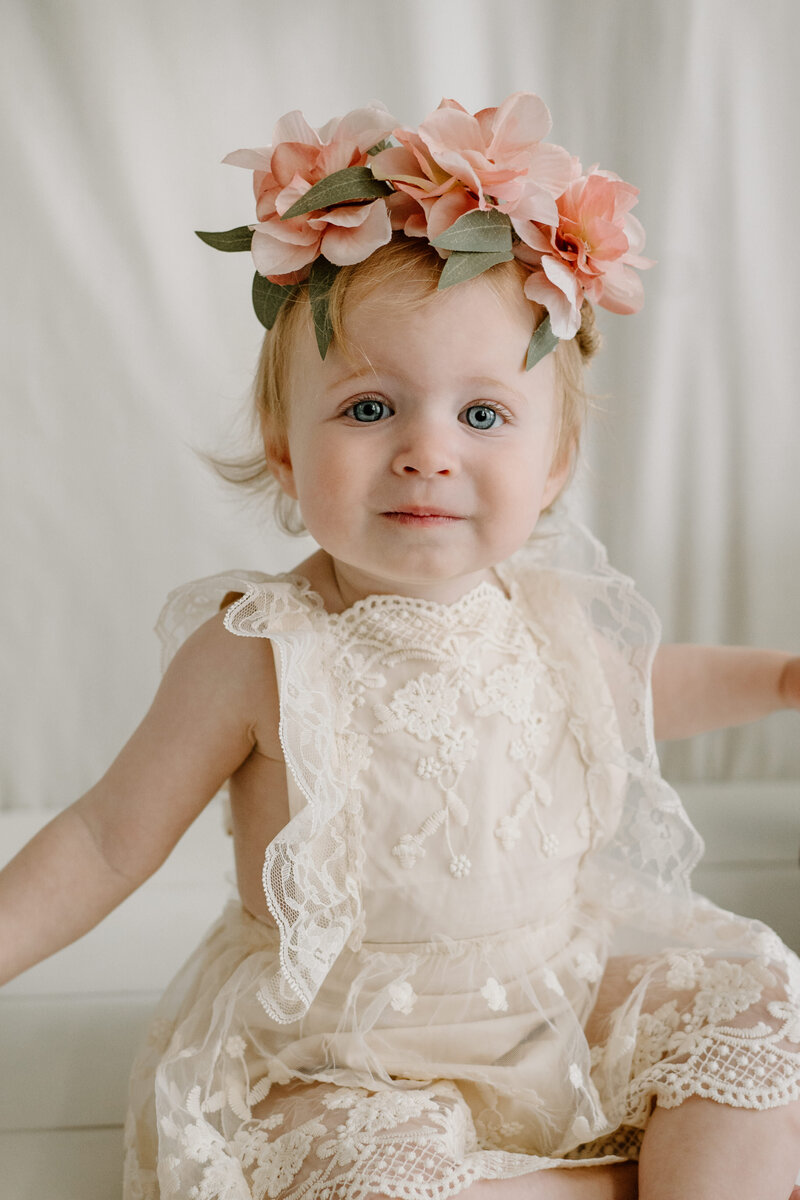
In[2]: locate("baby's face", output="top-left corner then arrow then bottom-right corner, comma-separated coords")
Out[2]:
270,275 -> 569,603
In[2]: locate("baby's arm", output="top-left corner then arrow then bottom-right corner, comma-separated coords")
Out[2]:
651,644 -> 800,740
0,612 -> 275,986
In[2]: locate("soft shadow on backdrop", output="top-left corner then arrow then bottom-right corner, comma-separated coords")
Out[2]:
1,0 -> 798,810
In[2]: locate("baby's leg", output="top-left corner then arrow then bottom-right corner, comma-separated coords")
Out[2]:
638,1096 -> 800,1199
465,1163 -> 637,1198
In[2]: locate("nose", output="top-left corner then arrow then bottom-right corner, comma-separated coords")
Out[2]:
390,418 -> 458,478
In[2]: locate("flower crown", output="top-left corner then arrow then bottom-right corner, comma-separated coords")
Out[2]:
197,92 -> 652,369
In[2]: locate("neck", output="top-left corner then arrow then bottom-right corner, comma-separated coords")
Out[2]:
328,557 -> 503,611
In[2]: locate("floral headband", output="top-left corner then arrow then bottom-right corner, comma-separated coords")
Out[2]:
197,92 -> 651,369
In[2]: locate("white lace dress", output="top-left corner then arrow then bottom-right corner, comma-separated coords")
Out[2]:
123,514 -> 800,1200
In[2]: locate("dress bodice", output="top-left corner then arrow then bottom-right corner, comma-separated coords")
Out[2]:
212,557 -> 629,1020
283,579 -> 625,945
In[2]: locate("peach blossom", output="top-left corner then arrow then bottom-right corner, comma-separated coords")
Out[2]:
371,94 -> 575,248
513,169 -> 653,338
223,103 -> 396,281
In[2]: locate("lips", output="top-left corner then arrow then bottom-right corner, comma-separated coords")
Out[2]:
382,506 -> 461,518
381,507 -> 463,526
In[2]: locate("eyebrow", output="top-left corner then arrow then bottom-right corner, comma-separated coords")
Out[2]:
330,365 -> 381,387
329,368 -> 526,403
467,376 -> 527,402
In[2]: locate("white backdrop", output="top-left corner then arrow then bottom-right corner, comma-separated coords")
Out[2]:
1,0 -> 798,811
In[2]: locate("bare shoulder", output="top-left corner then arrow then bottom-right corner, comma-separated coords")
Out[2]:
74,609 -> 282,881
161,608 -> 281,759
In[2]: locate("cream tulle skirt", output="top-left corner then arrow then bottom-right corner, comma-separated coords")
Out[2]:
123,901 -> 800,1200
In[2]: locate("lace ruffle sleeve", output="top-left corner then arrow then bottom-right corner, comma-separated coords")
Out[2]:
508,511 -> 706,934
224,581 -> 364,1025
154,570 -> 273,672
156,570 -> 362,1025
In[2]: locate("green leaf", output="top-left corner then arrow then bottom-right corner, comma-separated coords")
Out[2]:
431,209 -> 513,254
367,139 -> 391,156
308,258 -> 340,357
437,249 -> 514,290
525,314 -> 559,370
252,273 -> 297,330
195,226 -> 253,252
282,166 -> 392,219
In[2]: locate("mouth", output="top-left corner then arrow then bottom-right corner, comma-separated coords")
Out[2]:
381,508 -> 463,526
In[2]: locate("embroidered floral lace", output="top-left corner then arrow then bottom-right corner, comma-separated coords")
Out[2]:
124,511 -> 800,1200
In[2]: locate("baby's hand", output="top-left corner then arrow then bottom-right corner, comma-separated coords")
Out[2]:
779,656 -> 800,711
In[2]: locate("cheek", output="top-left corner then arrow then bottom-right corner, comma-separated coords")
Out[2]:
290,437 -> 367,536
488,441 -> 555,501
296,441 -> 354,498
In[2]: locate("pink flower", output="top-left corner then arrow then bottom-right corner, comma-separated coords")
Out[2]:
513,169 -> 653,338
371,93 -> 575,250
371,128 -> 476,243
223,103 -> 397,282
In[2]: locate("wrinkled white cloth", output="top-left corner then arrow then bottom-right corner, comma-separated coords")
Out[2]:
123,513 -> 800,1200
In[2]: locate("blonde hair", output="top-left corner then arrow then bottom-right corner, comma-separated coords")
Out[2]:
213,236 -> 601,536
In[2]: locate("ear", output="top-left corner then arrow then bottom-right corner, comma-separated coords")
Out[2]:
262,420 -> 298,500
541,443 -> 574,510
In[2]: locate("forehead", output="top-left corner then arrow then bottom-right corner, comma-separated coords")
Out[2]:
287,273 -> 549,397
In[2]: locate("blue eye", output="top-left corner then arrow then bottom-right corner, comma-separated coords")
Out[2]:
347,398 -> 391,422
463,404 -> 504,430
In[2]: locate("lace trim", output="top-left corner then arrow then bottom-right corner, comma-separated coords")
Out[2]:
141,1079 -> 600,1200
593,950 -> 800,1121
228,617 -> 358,1023
154,569 -> 273,670
324,578 -> 513,642
506,512 -> 707,928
